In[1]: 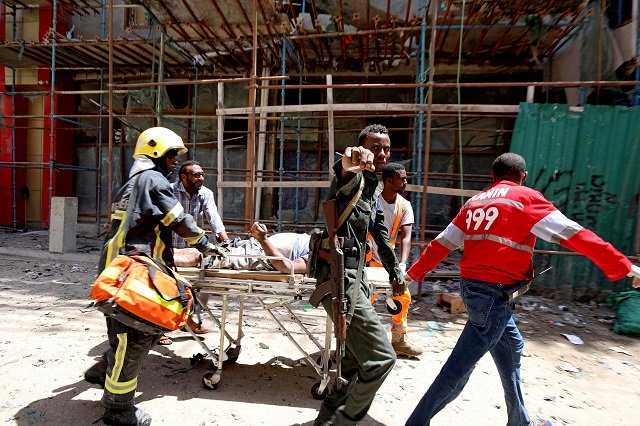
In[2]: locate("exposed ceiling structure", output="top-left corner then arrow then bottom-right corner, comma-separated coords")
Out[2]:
0,0 -> 589,78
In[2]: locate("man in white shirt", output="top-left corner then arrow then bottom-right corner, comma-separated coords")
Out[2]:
368,162 -> 423,357
163,160 -> 228,344
172,160 -> 229,248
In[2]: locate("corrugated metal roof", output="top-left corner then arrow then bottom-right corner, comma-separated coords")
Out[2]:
511,103 -> 640,292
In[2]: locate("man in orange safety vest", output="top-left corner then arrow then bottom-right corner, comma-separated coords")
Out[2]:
367,162 -> 422,357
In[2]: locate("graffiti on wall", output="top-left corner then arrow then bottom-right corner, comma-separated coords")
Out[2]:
533,169 -> 619,230
572,175 -> 619,229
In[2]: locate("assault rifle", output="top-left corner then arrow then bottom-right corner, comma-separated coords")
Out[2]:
309,199 -> 348,389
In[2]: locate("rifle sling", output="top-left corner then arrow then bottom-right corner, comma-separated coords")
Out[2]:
336,177 -> 365,229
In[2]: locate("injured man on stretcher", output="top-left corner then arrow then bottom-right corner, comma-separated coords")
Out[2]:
174,221 -> 311,274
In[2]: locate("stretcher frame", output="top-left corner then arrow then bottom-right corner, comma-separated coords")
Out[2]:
177,254 -> 457,397
178,253 -> 336,397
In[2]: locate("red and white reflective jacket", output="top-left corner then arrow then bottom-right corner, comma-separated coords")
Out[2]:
408,180 -> 631,285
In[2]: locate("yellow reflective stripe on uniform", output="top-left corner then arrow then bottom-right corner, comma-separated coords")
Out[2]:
465,234 -> 534,253
111,210 -> 124,220
105,333 -> 138,395
160,203 -> 184,226
123,280 -> 185,314
101,265 -> 124,280
105,210 -> 127,266
105,375 -> 137,395
184,229 -> 206,245
153,225 -> 165,259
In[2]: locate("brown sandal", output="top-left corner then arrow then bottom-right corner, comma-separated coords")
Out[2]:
182,318 -> 209,334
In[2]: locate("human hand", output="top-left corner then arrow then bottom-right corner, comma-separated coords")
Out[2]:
341,146 -> 375,173
628,265 -> 640,288
250,221 -> 268,240
391,277 -> 407,297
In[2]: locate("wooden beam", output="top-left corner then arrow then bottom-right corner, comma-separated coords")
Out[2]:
218,103 -> 520,115
218,180 -> 481,197
406,184 -> 480,197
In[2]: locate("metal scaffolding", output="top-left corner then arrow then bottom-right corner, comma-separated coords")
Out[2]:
0,0 -> 638,241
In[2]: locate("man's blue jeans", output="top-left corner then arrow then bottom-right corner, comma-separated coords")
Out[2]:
406,278 -> 531,426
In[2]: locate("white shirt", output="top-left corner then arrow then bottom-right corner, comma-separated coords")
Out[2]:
171,181 -> 226,248
267,233 -> 311,261
371,194 -> 414,264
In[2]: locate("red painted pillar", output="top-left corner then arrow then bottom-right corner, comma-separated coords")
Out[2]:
0,70 -> 29,227
0,4 -> 29,227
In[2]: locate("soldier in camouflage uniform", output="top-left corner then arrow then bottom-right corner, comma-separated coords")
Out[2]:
313,124 -> 405,426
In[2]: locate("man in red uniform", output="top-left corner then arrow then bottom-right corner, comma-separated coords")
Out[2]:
405,152 -> 640,426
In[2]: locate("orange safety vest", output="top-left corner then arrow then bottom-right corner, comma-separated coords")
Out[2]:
366,197 -> 404,267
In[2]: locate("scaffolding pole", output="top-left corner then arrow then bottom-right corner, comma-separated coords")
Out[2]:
244,0 -> 258,226
48,0 -> 58,222
414,0 -> 428,237
11,66 -> 18,228
190,63 -> 199,156
277,34 -> 287,232
217,82 -> 224,219
107,0 -> 114,215
156,31 -> 164,126
420,0 -> 438,242
96,69 -> 104,234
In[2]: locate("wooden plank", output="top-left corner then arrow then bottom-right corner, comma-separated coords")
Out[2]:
218,181 -> 481,195
218,180 -> 330,188
218,103 -> 521,116
406,183 -> 480,197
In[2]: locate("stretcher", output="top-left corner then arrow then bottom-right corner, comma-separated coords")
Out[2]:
177,254 -> 457,398
177,254 -> 334,397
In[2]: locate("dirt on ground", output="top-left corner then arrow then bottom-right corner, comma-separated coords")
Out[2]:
1,227 -> 639,426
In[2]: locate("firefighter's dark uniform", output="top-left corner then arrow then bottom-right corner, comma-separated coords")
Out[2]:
314,161 -> 402,426
98,167 -> 210,422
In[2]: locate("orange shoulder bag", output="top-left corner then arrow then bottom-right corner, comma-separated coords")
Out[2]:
90,175 -> 193,334
90,253 -> 193,334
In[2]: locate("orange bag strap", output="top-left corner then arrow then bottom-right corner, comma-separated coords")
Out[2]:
388,197 -> 404,247
366,194 -> 403,265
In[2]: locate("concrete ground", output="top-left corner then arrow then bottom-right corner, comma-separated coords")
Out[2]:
1,227 -> 639,426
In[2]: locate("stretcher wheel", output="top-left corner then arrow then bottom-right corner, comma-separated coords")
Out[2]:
224,346 -> 241,364
311,382 -> 328,400
202,369 -> 220,390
